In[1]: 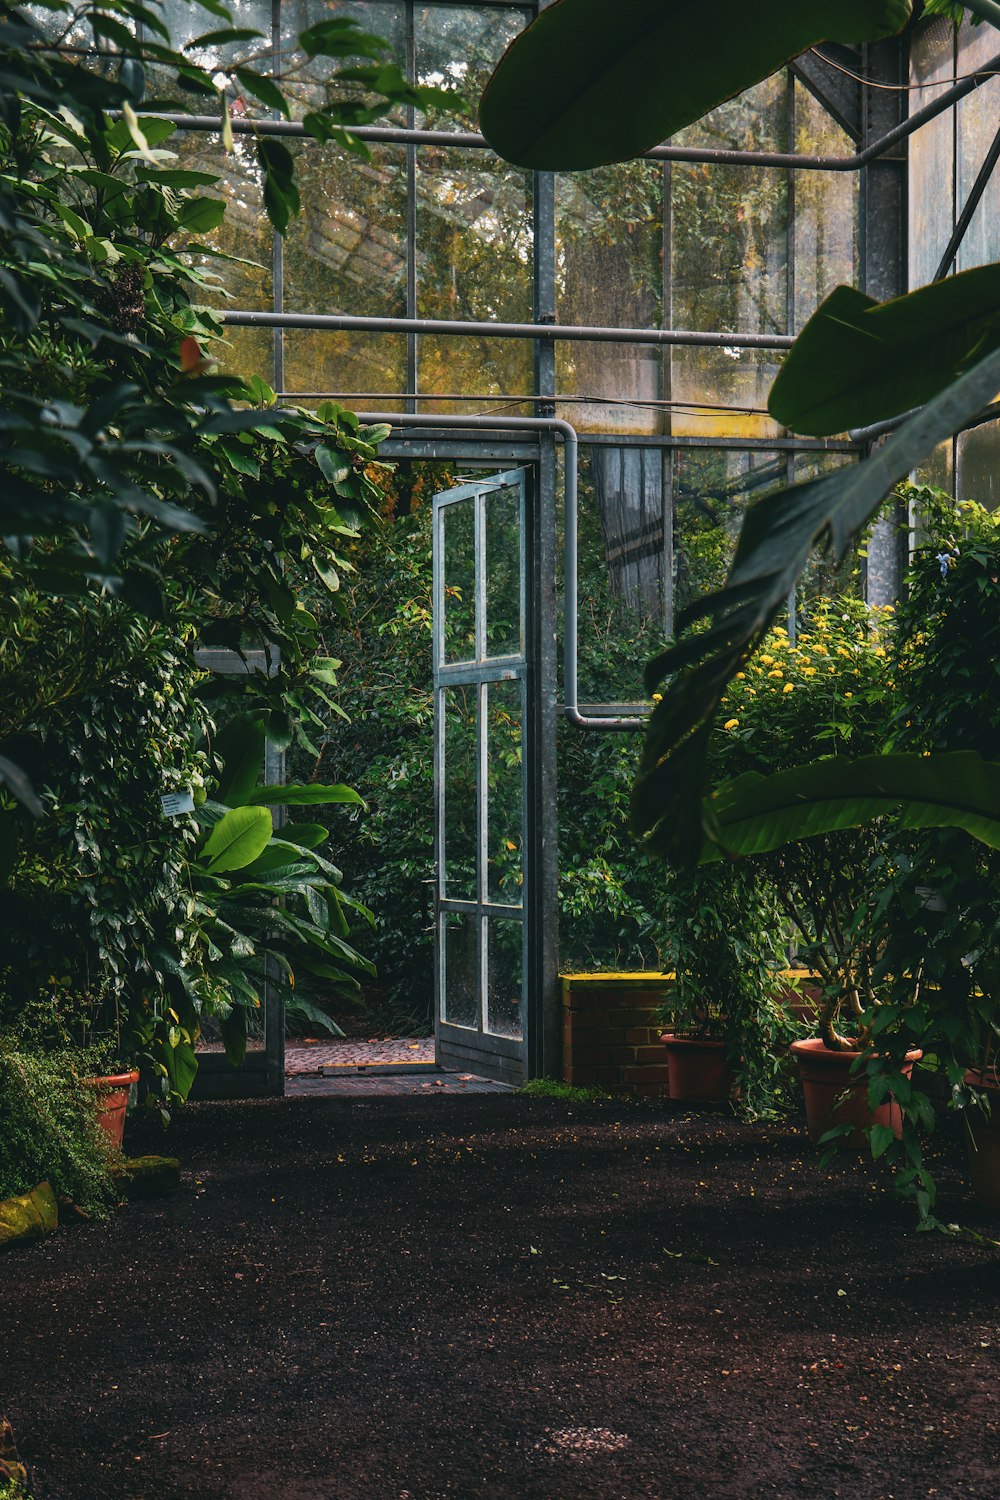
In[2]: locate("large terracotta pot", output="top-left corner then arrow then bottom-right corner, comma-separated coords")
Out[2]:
963,1067 -> 1000,1211
790,1039 -> 921,1147
659,1034 -> 734,1104
83,1071 -> 139,1150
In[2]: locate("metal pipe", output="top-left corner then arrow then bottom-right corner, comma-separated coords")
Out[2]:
353,410 -> 647,731
933,118 -> 1000,281
962,0 -> 1000,29
140,55 -> 1000,173
226,308 -> 794,351
849,398 -> 1000,446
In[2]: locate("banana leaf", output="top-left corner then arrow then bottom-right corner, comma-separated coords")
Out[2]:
479,0 -> 911,170
701,752 -> 1000,861
635,342 -> 1000,867
769,268 -> 1000,436
198,805 -> 273,873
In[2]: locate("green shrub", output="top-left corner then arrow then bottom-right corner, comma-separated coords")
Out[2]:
0,1046 -> 116,1215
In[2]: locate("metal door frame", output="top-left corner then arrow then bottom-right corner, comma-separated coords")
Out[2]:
432,468 -> 534,1085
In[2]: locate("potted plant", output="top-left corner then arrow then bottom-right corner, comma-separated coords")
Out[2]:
657,860 -> 792,1112
706,598 -> 923,1144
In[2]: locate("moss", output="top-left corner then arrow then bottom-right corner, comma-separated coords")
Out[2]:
0,1182 -> 58,1251
518,1079 -> 613,1104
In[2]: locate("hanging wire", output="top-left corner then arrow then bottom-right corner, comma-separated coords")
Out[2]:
808,46 -> 997,92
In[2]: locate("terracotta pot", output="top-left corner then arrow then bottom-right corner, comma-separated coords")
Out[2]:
963,1067 -> 1000,1211
83,1071 -> 139,1150
790,1039 -> 921,1147
659,1034 -> 735,1104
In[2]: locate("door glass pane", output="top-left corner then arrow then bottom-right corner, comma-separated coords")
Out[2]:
442,911 -> 480,1030
484,483 -> 522,658
443,501 -> 477,662
442,684 -> 478,901
486,918 -> 523,1039
486,679 -> 523,906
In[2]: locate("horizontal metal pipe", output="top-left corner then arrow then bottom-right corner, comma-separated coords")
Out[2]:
140,54 -> 1000,173
354,410 -> 647,732
226,308 -> 793,351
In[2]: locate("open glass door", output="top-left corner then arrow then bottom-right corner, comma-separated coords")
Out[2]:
432,470 -> 529,1086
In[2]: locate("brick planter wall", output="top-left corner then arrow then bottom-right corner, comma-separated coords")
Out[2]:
562,973 -> 676,1098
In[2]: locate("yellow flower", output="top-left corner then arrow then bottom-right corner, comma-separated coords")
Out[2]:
874,648 -> 886,659
811,644 -> 828,656
724,718 -> 740,731
651,692 -> 662,702
768,669 -> 783,679
783,682 -> 794,694
828,666 -> 836,674
836,647 -> 850,659
844,691 -> 853,699
802,667 -> 817,676
760,654 -> 775,666
735,672 -> 746,680
773,625 -> 788,636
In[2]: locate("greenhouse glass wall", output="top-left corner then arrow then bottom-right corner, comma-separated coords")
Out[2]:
159,6 -> 1000,1083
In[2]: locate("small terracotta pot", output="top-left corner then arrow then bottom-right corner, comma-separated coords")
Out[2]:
83,1071 -> 139,1150
659,1034 -> 734,1104
790,1039 -> 921,1147
963,1067 -> 1000,1211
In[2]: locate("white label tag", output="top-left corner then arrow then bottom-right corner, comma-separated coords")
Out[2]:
160,791 -> 195,818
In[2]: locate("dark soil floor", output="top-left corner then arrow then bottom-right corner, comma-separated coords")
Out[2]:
4,1094 -> 1000,1500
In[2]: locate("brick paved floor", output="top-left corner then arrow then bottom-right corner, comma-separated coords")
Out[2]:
285,1038 -> 435,1073
284,1038 -> 511,1094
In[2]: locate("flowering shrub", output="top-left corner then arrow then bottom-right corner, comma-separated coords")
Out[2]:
711,595 -> 895,781
705,596 -> 903,1046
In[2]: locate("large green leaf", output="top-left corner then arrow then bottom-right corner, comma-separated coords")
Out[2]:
479,0 -> 911,170
769,267 -> 1000,436
198,805 -> 273,873
635,343 -> 1000,867
211,712 -> 268,807
247,782 -> 364,807
701,753 -> 1000,862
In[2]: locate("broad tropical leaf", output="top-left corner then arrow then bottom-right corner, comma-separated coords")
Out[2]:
248,782 -> 364,807
769,267 -> 1000,436
479,0 -> 911,170
635,343 -> 1000,866
701,753 -> 1000,862
198,805 -> 273,873
211,712 -> 268,807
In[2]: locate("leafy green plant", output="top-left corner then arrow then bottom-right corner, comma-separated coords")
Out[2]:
186,712 -> 374,1078
0,1044 -> 116,1215
657,861 -> 794,1119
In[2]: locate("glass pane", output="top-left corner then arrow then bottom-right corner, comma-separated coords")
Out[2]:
671,449 -> 783,618
416,5 -> 530,133
442,684 -> 478,900
557,342 -> 666,437
486,918 -> 523,1039
280,1 -> 407,121
484,484 -> 521,658
909,15 -> 956,289
792,84 -> 858,333
415,143 -> 533,407
442,500 -> 477,662
556,161 -> 664,328
283,330 -> 406,402
793,452 -> 863,602
418,336 -> 534,412
284,142 -> 407,319
442,911 -> 479,1030
571,447 -> 664,700
956,18 -> 1000,274
486,680 -> 523,906
958,420 -> 1000,511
